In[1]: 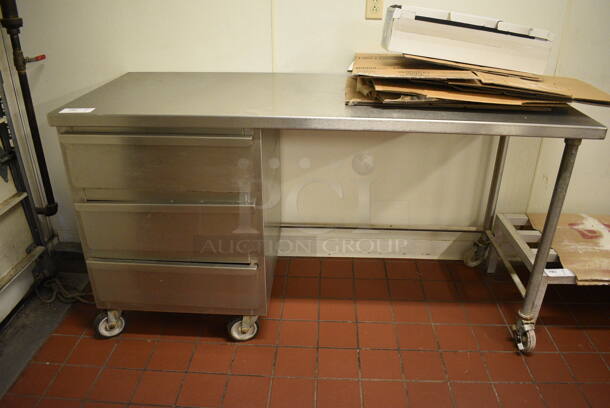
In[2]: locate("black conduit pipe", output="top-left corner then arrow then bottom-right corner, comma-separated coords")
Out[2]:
0,0 -> 57,216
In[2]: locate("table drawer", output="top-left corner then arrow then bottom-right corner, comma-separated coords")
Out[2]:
60,131 -> 260,202
87,259 -> 264,313
75,202 -> 261,263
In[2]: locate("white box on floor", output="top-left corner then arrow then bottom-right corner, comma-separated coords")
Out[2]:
381,5 -> 553,74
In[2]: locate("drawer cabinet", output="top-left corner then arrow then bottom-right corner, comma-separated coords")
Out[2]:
55,126 -> 280,340
75,202 -> 261,263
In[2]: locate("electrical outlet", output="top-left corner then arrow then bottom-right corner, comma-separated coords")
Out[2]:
365,0 -> 384,20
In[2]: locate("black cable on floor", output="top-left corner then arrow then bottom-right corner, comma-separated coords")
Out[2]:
34,277 -> 94,304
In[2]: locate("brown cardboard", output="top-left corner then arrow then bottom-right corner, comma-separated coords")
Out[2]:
528,213 -> 610,285
346,77 -> 446,106
345,77 -> 378,106
345,77 -> 559,111
352,53 -> 478,80
353,54 -> 610,106
370,79 -> 565,106
544,76 -> 610,105
403,54 -> 543,81
474,72 -> 570,97
377,94 -> 554,110
472,72 -> 610,104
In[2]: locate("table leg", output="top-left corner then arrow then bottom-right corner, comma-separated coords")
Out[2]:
483,135 -> 511,231
464,135 -> 510,267
513,138 -> 581,353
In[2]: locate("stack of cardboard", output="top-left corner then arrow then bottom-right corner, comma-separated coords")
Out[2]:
346,53 -> 610,110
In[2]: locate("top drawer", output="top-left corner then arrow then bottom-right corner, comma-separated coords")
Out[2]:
59,130 -> 261,202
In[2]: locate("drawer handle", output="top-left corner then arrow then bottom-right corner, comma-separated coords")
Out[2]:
87,258 -> 258,271
60,134 -> 253,147
74,202 -> 256,212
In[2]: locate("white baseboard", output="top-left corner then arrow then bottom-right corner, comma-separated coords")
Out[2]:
278,228 -> 477,260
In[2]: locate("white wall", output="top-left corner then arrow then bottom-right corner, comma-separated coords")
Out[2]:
527,0 -> 610,214
19,0 -> 273,241
275,0 -> 567,232
13,0 -> 609,256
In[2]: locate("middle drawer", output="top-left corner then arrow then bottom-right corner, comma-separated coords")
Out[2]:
75,202 -> 261,263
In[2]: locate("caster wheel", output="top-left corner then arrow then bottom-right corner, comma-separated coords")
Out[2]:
227,318 -> 259,341
93,311 -> 126,339
513,322 -> 536,353
463,246 -> 486,268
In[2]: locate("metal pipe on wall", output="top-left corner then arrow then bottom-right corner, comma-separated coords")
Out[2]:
0,0 -> 57,216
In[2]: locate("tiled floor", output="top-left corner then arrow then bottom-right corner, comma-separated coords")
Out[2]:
2,257 -> 609,407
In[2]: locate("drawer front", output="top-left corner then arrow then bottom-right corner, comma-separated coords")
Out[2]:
60,131 -> 260,202
76,202 -> 261,263
87,259 -> 265,314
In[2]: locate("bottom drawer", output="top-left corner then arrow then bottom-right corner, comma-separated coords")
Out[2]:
87,259 -> 266,315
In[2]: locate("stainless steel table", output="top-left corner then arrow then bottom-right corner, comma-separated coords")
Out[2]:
48,72 -> 607,350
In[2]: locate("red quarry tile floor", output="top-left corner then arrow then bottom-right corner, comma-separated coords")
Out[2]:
3,257 -> 609,407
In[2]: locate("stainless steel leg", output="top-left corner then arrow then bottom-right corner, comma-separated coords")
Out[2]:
518,138 -> 581,322
227,315 -> 260,341
514,138 -> 581,353
464,136 -> 510,267
241,315 -> 259,334
106,309 -> 122,327
483,135 -> 511,231
486,246 -> 499,275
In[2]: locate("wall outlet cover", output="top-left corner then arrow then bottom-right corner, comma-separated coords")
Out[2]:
366,0 -> 384,20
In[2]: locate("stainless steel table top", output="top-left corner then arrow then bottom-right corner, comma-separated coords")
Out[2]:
48,72 -> 607,139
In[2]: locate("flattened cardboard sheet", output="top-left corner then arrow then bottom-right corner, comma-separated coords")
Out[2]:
403,53 -> 542,81
345,77 -> 377,106
352,53 -> 478,80
528,213 -> 610,285
345,78 -> 559,111
474,72 -> 610,104
370,79 -> 566,107
474,72 -> 569,97
353,54 -> 610,106
543,76 -> 610,105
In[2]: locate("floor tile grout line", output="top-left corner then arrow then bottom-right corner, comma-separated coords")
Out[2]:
10,376 -> 610,391
483,272 -> 514,358
385,260 -> 411,407
13,377 -> 610,388
544,324 -> 594,406
48,308 -> 605,331
230,314 -> 610,330
350,259 -> 365,408
27,347 -> 609,358
433,262 -> 457,408
581,324 -> 605,358
80,334 -> 119,408
35,317 -> 88,407
313,257 -> 323,408
218,328 -> 240,408
577,383 -> 597,408
128,332 -> 159,406
264,343 -> 279,408
515,344 -> 546,406
475,348 -> 504,407
4,381 -> 602,408
143,336 -> 163,372
474,272 -> 505,408
171,340 -> 198,408
263,258 -> 289,408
